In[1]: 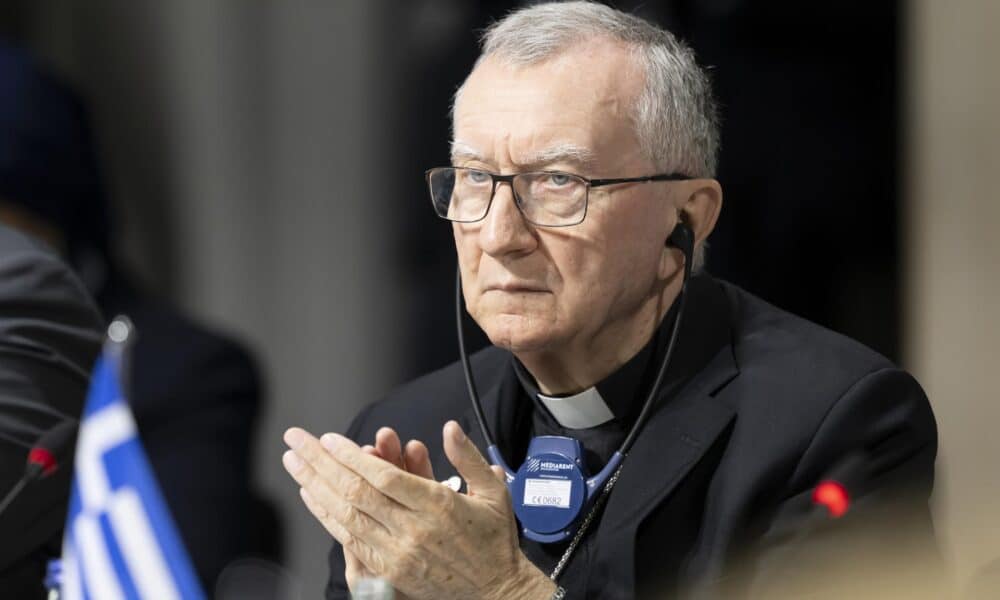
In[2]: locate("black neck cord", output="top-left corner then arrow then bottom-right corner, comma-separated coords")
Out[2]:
455,265 -> 689,457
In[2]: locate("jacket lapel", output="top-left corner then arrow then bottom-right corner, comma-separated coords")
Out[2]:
452,277 -> 742,598
602,334 -> 739,531
596,346 -> 737,596
595,278 -> 740,596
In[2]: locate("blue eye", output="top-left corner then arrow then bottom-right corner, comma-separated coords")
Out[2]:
548,173 -> 571,186
467,170 -> 491,184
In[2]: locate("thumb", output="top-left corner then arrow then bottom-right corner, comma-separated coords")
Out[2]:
442,420 -> 507,504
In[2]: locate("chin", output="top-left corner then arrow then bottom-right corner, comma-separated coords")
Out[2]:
477,313 -> 561,354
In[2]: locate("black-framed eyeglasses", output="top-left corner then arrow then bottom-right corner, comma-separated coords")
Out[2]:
425,167 -> 693,227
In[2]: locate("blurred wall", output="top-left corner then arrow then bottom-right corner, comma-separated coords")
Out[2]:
905,0 -> 1000,590
7,1 -> 405,597
166,3 -> 404,596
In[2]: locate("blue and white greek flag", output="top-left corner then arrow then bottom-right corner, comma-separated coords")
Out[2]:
60,321 -> 205,600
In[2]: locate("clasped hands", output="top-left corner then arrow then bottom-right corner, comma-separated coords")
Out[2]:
282,420 -> 555,600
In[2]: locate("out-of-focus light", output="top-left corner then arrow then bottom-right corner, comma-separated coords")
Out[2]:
108,318 -> 130,343
812,480 -> 850,518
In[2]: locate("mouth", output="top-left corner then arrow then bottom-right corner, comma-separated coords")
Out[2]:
485,283 -> 549,293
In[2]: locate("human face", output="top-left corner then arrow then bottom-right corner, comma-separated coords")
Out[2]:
451,41 -> 682,356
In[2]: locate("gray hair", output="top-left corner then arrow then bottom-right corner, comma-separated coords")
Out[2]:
454,1 -> 719,270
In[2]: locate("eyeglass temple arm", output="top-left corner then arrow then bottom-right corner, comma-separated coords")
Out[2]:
589,173 -> 692,187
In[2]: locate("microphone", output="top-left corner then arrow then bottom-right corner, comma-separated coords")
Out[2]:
26,419 -> 77,478
0,419 -> 78,517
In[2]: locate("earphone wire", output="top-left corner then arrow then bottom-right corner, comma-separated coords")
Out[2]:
454,229 -> 692,580
456,266 -> 690,459
456,267 -> 496,446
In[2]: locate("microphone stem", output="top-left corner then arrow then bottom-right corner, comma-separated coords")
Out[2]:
0,474 -> 30,515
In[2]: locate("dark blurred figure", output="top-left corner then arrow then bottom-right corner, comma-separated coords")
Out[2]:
0,41 -> 282,590
387,0 -> 901,376
0,224 -> 103,598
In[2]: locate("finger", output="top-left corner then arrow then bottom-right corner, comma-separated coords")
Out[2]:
403,439 -> 435,480
375,427 -> 404,469
298,486 -> 388,577
319,432 -> 432,510
361,444 -> 378,455
282,432 -> 403,528
441,421 -> 507,504
284,450 -> 395,532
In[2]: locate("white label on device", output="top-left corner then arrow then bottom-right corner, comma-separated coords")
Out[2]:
523,478 -> 572,509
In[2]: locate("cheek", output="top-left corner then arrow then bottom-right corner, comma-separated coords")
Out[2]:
453,229 -> 487,326
539,237 -> 611,322
551,200 -> 665,311
606,194 -> 672,269
453,224 -> 482,286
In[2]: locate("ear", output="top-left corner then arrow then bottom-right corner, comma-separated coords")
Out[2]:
658,179 -> 722,281
678,178 -> 723,252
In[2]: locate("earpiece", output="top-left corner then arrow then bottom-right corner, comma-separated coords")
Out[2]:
666,220 -> 694,281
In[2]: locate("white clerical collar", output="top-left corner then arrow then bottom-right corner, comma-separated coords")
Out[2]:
536,387 -> 615,430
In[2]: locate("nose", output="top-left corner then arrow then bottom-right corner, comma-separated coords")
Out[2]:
478,181 -> 537,257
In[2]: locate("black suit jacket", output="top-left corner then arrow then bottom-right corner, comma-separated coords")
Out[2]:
0,225 -> 103,598
326,276 -> 938,598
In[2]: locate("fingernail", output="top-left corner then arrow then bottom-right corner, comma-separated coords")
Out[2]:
282,450 -> 303,472
448,421 -> 466,442
284,428 -> 305,449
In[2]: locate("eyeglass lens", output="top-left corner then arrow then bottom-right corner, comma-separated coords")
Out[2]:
427,167 -> 587,226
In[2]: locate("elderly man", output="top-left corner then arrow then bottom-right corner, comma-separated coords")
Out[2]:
282,2 -> 938,598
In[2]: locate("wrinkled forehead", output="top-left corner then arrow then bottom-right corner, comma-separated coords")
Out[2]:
452,41 -> 646,170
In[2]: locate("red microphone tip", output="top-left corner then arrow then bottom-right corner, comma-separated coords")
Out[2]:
27,448 -> 58,478
812,480 -> 850,518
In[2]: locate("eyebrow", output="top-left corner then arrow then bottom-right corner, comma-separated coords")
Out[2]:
450,139 -> 596,170
450,139 -> 486,163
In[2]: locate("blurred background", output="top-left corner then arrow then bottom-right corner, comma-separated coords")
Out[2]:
0,0 -> 997,597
